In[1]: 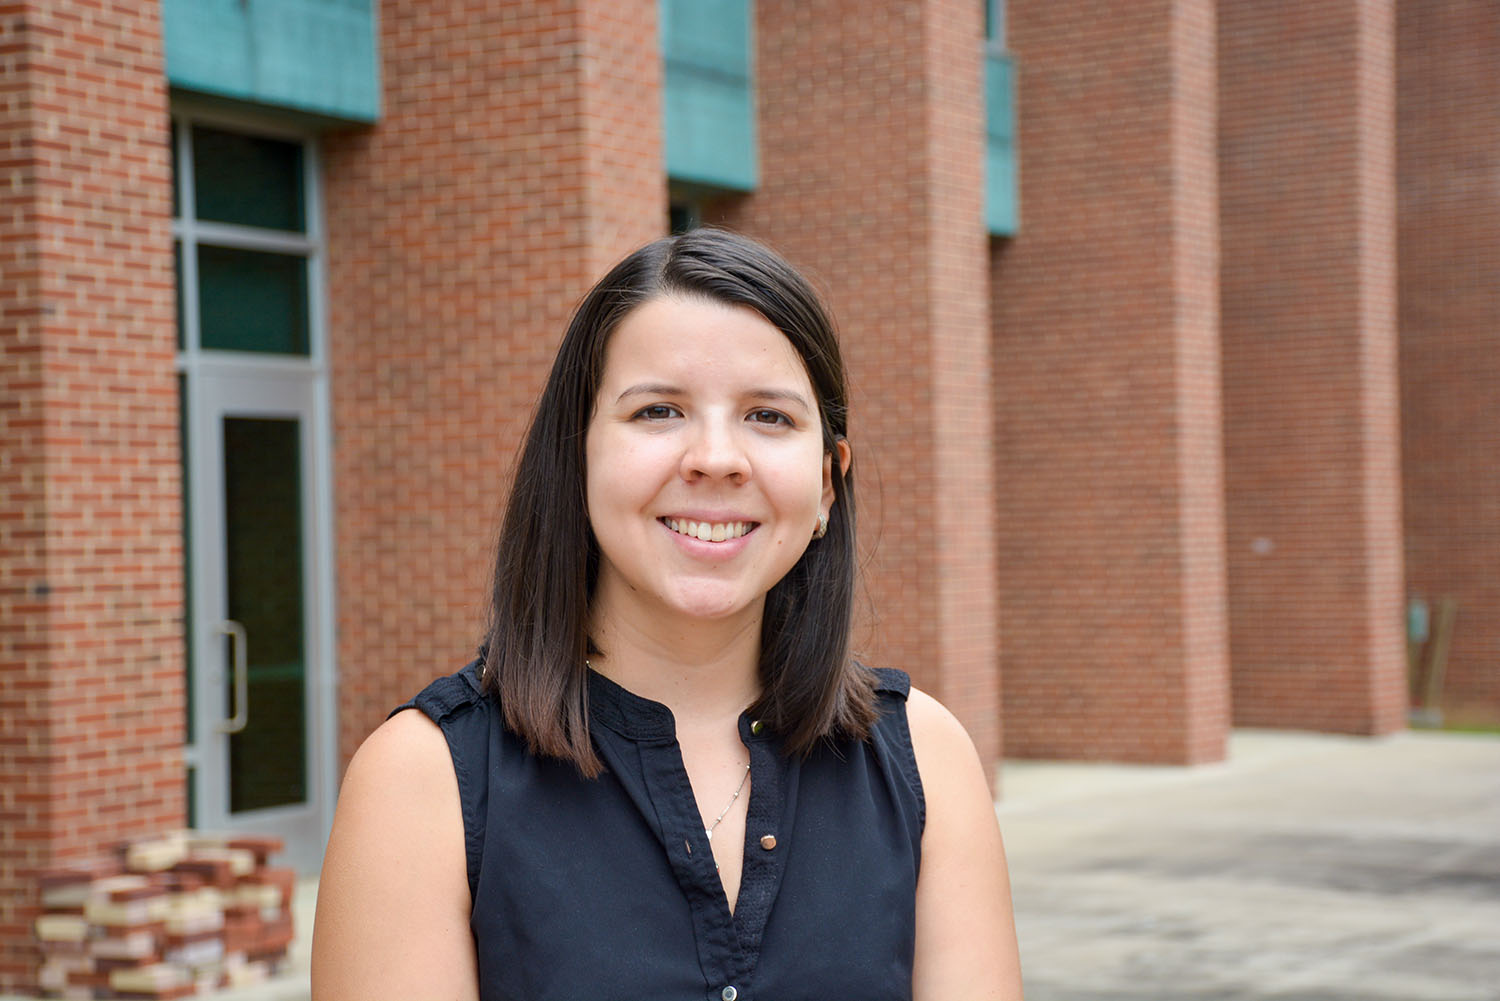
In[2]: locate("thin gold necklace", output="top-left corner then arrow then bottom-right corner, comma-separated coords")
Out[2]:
705,762 -> 751,842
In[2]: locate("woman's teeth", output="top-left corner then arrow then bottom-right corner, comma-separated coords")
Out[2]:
662,518 -> 753,542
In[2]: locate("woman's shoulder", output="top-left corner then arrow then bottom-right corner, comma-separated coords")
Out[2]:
393,656 -> 490,724
344,704 -> 455,806
848,658 -> 978,762
857,664 -> 972,744
903,684 -> 976,763
853,664 -> 992,819
903,683 -> 994,817
389,657 -> 501,813
351,657 -> 491,804
312,673 -> 477,998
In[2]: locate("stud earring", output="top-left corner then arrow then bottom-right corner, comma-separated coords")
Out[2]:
812,512 -> 829,540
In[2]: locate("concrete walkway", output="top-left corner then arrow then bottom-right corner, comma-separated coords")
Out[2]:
999,729 -> 1500,1001
19,728 -> 1493,1000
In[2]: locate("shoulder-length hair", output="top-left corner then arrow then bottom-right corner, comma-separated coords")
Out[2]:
484,227 -> 875,777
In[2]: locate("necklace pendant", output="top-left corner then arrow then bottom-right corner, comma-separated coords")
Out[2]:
704,828 -> 713,841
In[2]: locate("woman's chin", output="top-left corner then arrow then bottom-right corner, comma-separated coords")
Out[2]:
659,588 -> 763,625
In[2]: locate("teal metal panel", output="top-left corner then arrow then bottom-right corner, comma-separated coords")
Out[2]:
661,0 -> 756,191
163,0 -> 380,124
986,0 -> 1007,46
985,50 -> 1017,236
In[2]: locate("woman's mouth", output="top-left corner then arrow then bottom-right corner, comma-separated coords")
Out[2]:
660,517 -> 757,543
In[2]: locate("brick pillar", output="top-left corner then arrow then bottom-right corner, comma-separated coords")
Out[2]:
323,0 -> 665,768
0,1 -> 182,988
991,0 -> 1229,763
1398,1 -> 1500,724
1220,0 -> 1406,734
716,0 -> 1001,773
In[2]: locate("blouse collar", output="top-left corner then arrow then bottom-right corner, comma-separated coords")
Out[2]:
585,667 -> 775,746
586,667 -> 678,742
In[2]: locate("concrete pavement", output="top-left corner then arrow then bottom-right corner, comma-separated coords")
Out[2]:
999,729 -> 1500,1001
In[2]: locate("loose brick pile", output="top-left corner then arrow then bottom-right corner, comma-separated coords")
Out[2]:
33,834 -> 294,1000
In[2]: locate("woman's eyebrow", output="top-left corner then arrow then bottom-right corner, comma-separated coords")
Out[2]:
745,388 -> 813,411
615,382 -> 683,403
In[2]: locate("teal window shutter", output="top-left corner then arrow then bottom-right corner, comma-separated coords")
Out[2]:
985,0 -> 1017,235
661,0 -> 757,191
162,0 -> 380,123
985,51 -> 1017,235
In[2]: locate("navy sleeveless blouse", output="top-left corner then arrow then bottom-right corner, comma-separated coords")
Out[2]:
396,660 -> 924,1001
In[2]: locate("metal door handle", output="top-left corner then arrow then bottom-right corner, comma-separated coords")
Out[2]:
214,619 -> 249,734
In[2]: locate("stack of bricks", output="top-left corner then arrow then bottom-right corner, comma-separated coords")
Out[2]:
32,833 -> 294,999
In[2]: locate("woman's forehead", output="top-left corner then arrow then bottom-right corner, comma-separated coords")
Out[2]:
598,296 -> 813,394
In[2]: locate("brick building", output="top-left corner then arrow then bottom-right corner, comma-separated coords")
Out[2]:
1,0 -> 1495,990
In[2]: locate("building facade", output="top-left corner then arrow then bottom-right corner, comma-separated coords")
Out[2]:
1,0 -> 1495,989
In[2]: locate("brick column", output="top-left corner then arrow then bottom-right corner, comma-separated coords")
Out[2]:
991,0 -> 1229,763
717,0 -> 1001,772
1220,0 -> 1406,734
323,0 -> 665,768
1397,1 -> 1500,724
0,1 -> 182,988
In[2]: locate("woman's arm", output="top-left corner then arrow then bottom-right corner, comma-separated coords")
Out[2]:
907,688 -> 1024,1000
310,709 -> 479,1001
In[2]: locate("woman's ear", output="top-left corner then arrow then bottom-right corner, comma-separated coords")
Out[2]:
821,438 -> 852,512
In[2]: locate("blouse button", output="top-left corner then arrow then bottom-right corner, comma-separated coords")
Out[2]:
721,987 -> 738,1001
750,719 -> 764,735
759,834 -> 777,851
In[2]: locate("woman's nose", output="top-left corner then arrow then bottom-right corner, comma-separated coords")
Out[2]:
680,416 -> 750,481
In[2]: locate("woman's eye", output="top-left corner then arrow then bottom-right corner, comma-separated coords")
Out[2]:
748,409 -> 791,427
635,404 -> 680,421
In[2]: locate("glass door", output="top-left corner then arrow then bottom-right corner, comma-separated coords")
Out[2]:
184,368 -> 330,873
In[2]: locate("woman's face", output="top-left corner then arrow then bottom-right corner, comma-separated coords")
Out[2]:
585,295 -> 835,629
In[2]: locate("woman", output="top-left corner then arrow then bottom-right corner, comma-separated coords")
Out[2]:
311,229 -> 1023,1000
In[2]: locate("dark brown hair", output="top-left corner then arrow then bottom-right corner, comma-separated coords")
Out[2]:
484,227 -> 875,776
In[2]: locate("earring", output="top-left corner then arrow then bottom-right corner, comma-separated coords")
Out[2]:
812,512 -> 829,540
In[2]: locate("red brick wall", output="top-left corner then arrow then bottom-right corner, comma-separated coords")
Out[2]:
1219,0 -> 1407,734
990,0 -> 1229,763
323,0 -> 665,769
0,1 -> 181,988
1397,0 -> 1500,723
715,0 -> 1002,773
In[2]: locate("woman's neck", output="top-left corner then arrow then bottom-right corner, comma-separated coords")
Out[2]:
587,599 -> 763,723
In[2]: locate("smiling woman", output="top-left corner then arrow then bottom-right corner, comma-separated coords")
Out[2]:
482,231 -> 869,779
311,229 -> 1023,1001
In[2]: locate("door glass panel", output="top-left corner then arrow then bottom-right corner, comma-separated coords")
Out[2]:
198,245 -> 310,355
192,126 -> 306,233
223,417 -> 307,813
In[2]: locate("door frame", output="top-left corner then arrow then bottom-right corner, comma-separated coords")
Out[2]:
173,105 -> 337,873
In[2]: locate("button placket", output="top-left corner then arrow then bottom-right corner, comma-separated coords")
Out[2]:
726,720 -> 798,975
